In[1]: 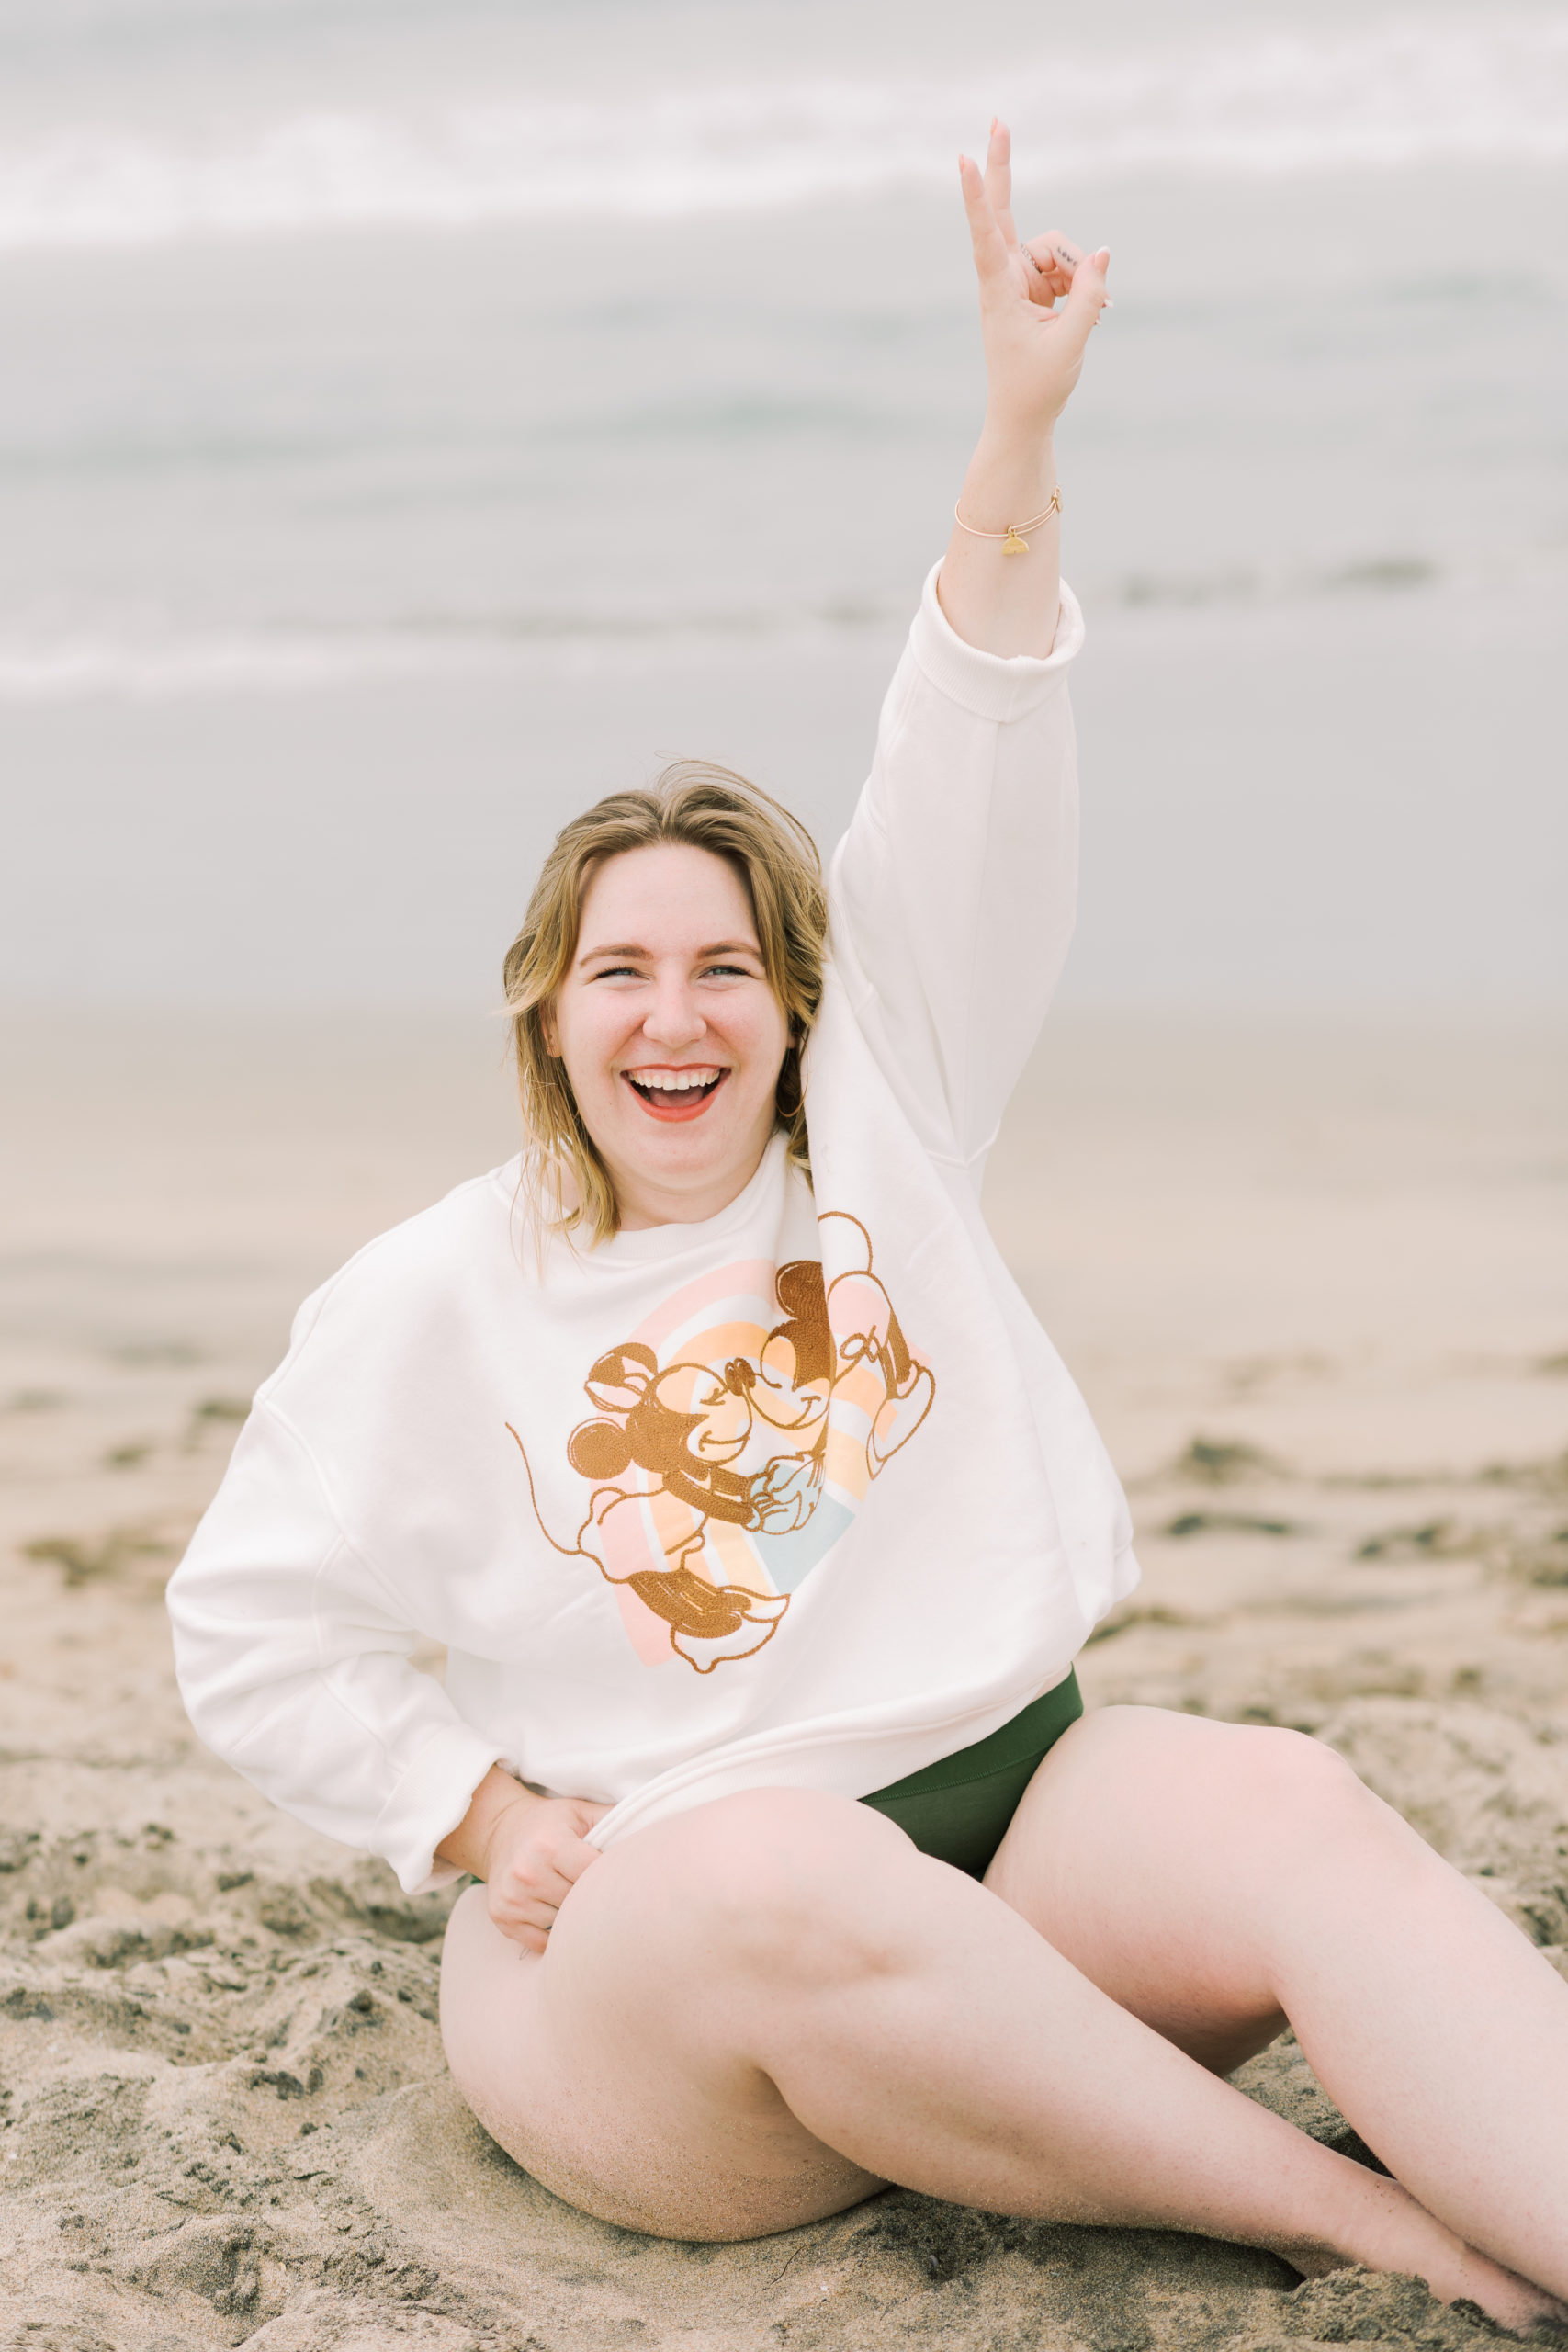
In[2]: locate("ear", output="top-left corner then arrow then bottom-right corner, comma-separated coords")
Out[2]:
584,1341 -> 658,1413
775,1259 -> 827,1325
568,1419 -> 635,1480
538,998 -> 560,1057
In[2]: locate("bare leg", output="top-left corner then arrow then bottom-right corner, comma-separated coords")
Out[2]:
987,1705 -> 1568,2312
440,1777 -> 1559,2325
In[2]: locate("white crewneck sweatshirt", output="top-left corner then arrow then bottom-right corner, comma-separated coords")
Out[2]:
166,564 -> 1138,1895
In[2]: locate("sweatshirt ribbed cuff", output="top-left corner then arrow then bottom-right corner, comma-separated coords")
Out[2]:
370,1721 -> 504,1896
909,561 -> 1085,722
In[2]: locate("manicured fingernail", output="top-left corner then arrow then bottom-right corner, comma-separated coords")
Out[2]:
1096,247 -> 1111,268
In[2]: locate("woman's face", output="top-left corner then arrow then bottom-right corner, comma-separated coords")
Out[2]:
547,842 -> 791,1231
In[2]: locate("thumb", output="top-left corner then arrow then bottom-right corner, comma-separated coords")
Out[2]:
1059,246 -> 1111,354
564,1796 -> 612,1856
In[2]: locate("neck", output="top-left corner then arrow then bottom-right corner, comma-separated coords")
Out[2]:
611,1134 -> 775,1234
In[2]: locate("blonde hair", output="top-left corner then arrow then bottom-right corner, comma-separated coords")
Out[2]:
502,760 -> 829,1246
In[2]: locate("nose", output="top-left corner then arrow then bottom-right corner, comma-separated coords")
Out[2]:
642,974 -> 706,1050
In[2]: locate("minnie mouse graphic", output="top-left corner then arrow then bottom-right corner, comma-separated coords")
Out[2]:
508,1214 -> 934,1670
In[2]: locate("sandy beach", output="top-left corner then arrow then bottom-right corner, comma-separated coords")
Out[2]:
2,0 -> 1564,2337
2,1007 -> 1564,2350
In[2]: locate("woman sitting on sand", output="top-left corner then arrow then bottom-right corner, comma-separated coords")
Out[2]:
167,129 -> 1568,2328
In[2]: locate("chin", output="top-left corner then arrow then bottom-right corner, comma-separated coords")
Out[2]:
636,1129 -> 740,1177
608,1105 -> 768,1190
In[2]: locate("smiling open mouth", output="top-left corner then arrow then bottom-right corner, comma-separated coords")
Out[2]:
623,1068 -> 728,1121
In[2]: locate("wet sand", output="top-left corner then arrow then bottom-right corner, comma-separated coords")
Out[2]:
2,1009 -> 1566,2351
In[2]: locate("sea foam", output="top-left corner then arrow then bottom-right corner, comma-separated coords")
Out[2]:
0,17 -> 1562,252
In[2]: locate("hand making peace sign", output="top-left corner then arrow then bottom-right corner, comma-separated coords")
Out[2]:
959,119 -> 1111,439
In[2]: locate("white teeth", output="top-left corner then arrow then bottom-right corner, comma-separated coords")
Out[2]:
629,1068 -> 720,1092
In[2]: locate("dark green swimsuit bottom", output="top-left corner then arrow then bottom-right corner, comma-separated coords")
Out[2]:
859,1669 -> 1083,1878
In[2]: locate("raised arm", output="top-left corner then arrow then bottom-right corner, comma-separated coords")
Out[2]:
826,128 -> 1110,1172
941,121 -> 1110,657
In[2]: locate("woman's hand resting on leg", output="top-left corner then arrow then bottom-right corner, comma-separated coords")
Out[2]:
437,1764 -> 607,1953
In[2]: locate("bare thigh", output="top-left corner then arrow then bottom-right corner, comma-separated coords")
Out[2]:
440,1792 -> 898,2240
985,1704 -> 1358,2071
440,1711 -> 1367,2238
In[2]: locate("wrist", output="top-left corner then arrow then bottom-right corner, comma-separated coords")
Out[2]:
478,1790 -> 537,1879
960,428 -> 1057,527
968,425 -> 1053,489
975,415 -> 1056,470
437,1765 -> 539,1879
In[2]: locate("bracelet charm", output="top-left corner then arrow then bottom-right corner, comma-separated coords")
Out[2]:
953,484 -> 1061,555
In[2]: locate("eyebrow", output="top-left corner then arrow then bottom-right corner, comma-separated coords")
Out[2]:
576,938 -> 762,965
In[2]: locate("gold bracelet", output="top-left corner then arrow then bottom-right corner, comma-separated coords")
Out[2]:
953,484 -> 1061,556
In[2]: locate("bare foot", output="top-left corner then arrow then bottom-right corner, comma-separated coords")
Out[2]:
1282,2172 -> 1568,2335
1398,2255 -> 1563,2338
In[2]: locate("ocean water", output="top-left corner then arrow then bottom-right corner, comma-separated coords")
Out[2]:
0,0 -> 1564,1013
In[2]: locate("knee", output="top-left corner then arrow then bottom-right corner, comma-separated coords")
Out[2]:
1226,1724 -> 1386,1855
1066,1704 -> 1385,1858
438,1878 -> 491,1995
1242,1722 -> 1366,1804
438,1880 -> 528,2080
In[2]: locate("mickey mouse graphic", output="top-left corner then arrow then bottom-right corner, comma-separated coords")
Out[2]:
508,1213 -> 934,1671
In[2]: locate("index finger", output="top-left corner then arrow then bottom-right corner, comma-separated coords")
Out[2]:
957,153 -> 1010,287
556,1814 -> 610,1883
983,118 -> 1021,250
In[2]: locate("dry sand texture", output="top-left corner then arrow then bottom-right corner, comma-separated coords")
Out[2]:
2,1011 -> 1566,2352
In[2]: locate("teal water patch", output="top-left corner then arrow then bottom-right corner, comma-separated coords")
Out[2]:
752,1496 -> 856,1592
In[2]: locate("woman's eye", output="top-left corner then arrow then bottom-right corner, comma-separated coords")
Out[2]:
583,958 -> 755,982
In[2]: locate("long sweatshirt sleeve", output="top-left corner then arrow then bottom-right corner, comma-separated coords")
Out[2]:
169,1321 -> 503,1894
828,564 -> 1083,1181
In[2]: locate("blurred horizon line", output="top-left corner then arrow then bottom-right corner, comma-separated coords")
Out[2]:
0,16 -> 1563,254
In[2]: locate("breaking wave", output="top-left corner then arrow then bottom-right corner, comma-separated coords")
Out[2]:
0,17 -> 1562,252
